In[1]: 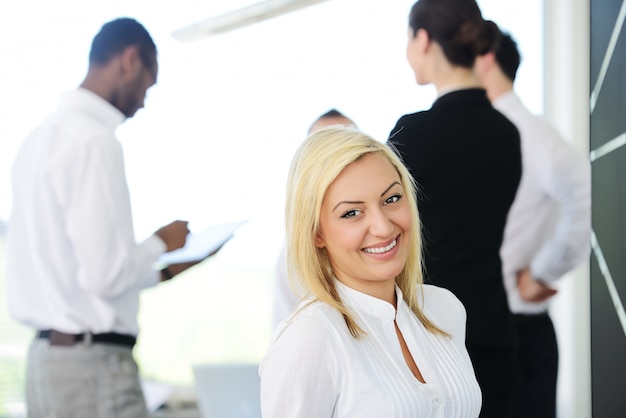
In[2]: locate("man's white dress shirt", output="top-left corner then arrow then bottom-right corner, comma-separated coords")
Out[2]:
260,281 -> 481,418
494,91 -> 591,314
7,88 -> 165,335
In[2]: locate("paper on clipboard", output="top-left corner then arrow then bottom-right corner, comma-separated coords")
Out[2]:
158,221 -> 247,265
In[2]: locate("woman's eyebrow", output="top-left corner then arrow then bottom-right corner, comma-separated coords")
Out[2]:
332,200 -> 363,213
331,181 -> 401,212
381,181 -> 401,197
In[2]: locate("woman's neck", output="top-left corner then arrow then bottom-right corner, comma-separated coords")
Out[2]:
435,70 -> 481,96
429,54 -> 481,96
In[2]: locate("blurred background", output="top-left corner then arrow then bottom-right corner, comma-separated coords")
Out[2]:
0,0 -> 549,416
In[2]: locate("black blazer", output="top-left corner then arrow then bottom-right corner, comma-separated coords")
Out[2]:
389,88 -> 522,348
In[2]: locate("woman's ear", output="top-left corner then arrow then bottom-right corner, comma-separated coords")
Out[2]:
416,28 -> 430,53
315,232 -> 326,248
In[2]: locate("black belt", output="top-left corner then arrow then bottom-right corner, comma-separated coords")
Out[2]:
37,330 -> 136,348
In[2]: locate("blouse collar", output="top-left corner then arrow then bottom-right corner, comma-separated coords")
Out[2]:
335,279 -> 402,320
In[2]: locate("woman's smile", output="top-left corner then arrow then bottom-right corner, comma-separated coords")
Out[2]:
362,236 -> 399,255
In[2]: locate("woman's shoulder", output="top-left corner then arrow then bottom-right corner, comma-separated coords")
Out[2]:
421,283 -> 461,303
420,284 -> 467,333
272,300 -> 345,345
260,301 -> 344,396
262,301 -> 346,375
392,111 -> 434,130
389,111 -> 438,148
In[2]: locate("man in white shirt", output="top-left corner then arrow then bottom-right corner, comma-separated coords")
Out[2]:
475,32 -> 591,418
7,18 -> 199,418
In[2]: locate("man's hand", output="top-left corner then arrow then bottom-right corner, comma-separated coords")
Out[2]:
160,260 -> 200,282
517,268 -> 558,303
155,220 -> 189,252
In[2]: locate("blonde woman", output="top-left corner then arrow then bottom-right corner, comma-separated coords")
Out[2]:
260,127 -> 481,417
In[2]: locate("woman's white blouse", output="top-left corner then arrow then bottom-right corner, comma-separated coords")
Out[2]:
259,282 -> 481,418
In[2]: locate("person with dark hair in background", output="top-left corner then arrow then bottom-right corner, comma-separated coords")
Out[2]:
7,18 -> 202,417
388,1 -> 522,417
306,108 -> 355,134
273,108 -> 356,328
475,32 -> 591,418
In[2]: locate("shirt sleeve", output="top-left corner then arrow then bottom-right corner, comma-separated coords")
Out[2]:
260,312 -> 339,418
63,135 -> 164,298
530,134 -> 591,282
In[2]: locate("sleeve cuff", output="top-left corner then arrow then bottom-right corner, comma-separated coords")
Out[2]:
139,235 -> 168,288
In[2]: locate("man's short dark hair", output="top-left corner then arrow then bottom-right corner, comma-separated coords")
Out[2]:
495,32 -> 521,82
89,17 -> 157,69
318,109 -> 347,119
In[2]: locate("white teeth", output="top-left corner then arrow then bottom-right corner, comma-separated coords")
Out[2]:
364,239 -> 397,254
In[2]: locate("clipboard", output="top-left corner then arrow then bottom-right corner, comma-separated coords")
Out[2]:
158,220 -> 247,265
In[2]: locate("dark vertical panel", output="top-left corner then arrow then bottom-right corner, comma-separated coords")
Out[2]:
590,1 -> 626,417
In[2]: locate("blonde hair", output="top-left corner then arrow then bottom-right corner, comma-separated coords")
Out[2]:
285,126 -> 447,338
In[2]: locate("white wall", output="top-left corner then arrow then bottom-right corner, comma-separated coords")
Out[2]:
544,1 -> 592,417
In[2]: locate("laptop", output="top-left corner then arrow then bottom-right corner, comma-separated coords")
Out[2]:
192,363 -> 261,418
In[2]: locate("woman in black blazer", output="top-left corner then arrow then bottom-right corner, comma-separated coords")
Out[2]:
389,1 -> 522,417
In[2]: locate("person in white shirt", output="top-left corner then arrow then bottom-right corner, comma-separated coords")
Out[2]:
260,127 -> 481,417
7,18 -> 201,418
475,32 -> 591,418
273,109 -> 356,328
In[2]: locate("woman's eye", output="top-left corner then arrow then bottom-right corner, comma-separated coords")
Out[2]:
341,209 -> 360,219
385,194 -> 402,205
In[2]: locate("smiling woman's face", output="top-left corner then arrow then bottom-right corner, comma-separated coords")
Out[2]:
315,152 -> 412,298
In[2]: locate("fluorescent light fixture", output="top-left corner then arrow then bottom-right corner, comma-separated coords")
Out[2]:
172,0 -> 331,42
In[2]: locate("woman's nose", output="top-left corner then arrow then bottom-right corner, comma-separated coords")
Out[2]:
368,207 -> 394,237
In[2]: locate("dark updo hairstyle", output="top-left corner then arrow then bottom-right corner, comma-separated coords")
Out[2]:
408,0 -> 500,68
